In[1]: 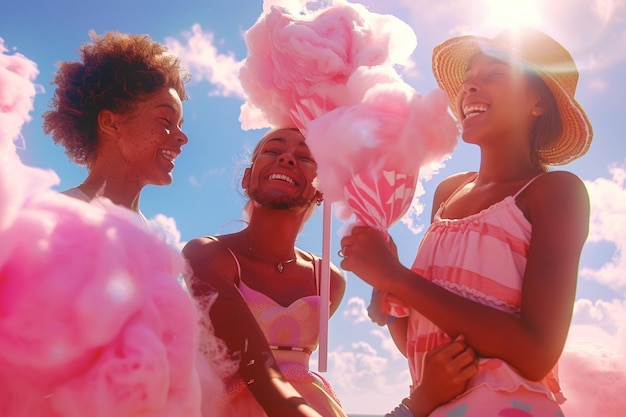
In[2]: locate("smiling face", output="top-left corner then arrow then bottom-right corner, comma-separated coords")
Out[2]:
110,87 -> 187,187
244,128 -> 319,211
455,53 -> 541,150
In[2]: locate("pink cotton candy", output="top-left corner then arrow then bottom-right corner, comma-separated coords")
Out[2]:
239,1 -> 417,130
239,1 -> 458,232
0,193 -> 202,417
1,40 -> 208,417
306,78 -> 458,228
0,40 -> 57,234
0,38 -> 38,150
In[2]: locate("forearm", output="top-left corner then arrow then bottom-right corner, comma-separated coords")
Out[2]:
205,286 -> 320,415
385,266 -> 559,379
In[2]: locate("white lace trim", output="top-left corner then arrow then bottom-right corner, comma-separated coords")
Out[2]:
432,279 -> 520,315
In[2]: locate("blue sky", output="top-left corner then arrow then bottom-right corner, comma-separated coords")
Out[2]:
3,0 -> 626,414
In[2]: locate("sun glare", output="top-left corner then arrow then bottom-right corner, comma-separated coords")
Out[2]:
481,0 -> 543,28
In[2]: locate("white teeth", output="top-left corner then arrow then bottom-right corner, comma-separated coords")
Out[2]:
463,104 -> 488,118
268,173 -> 295,184
161,149 -> 177,162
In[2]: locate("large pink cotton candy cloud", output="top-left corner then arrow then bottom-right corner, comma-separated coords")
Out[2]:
0,39 -> 58,234
305,68 -> 458,228
0,40 -> 205,417
239,0 -> 417,131
239,1 -> 458,232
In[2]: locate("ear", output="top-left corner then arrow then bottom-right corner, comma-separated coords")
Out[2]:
242,167 -> 252,194
97,109 -> 120,138
530,90 -> 545,117
531,106 -> 545,117
314,190 -> 324,206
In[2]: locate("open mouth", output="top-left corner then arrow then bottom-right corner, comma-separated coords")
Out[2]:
268,173 -> 296,185
160,149 -> 179,163
463,104 -> 488,119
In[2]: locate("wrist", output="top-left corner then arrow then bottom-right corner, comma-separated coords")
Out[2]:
385,401 -> 413,417
401,394 -> 433,417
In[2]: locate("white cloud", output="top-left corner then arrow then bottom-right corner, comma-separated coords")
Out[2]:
323,341 -> 411,414
330,298 -> 414,413
164,24 -> 244,98
148,213 -> 183,249
370,328 -> 404,360
581,161 -> 626,293
342,296 -> 370,323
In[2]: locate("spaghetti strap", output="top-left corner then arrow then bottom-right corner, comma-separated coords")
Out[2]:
304,252 -> 321,296
513,173 -> 547,198
205,236 -> 243,284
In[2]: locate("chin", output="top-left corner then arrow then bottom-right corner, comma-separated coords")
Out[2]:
152,175 -> 174,187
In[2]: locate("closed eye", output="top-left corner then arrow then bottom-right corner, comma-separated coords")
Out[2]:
297,155 -> 315,163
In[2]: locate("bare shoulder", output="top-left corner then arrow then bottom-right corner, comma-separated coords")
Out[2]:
330,262 -> 347,287
524,171 -> 589,207
328,260 -> 345,278
182,235 -> 238,284
431,172 -> 477,215
329,261 -> 346,314
182,236 -> 219,262
302,251 -> 346,287
523,171 -> 590,241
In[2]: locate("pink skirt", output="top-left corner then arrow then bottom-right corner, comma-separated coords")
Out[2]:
428,385 -> 564,417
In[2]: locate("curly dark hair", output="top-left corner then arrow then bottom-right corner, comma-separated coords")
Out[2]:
42,31 -> 191,166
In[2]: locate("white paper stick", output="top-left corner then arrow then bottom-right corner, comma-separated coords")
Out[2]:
318,201 -> 331,372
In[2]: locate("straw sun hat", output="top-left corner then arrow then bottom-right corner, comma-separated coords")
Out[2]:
432,27 -> 592,165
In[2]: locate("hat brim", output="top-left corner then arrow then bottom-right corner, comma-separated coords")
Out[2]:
432,35 -> 592,165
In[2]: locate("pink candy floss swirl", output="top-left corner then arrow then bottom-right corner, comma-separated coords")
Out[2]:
239,2 -> 417,131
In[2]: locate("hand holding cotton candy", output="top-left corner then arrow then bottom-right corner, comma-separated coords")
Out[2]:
238,0 -> 458,358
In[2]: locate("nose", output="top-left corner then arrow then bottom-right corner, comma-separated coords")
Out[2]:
461,76 -> 479,94
176,128 -> 189,145
277,152 -> 296,166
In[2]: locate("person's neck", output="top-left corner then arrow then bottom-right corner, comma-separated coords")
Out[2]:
245,209 -> 303,260
477,148 -> 543,184
80,173 -> 143,213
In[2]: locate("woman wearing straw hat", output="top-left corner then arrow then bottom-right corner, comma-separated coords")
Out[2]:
340,27 -> 592,416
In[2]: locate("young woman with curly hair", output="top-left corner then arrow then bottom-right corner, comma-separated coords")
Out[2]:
43,30 -> 190,219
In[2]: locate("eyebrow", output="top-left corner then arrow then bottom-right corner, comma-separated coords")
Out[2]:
155,103 -> 184,124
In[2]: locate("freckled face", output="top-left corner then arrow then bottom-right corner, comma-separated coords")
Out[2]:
114,87 -> 188,187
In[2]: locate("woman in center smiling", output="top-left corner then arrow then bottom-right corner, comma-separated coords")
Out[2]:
183,127 -> 348,417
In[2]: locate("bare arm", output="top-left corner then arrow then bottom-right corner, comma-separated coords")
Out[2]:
183,238 -> 323,417
340,171 -> 589,381
329,263 -> 346,318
